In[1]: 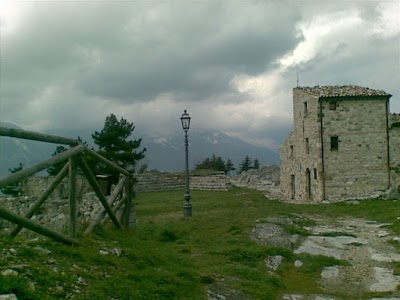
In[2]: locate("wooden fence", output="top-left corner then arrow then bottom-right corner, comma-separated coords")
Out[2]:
0,126 -> 135,245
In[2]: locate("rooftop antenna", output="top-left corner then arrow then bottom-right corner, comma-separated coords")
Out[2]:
296,71 -> 299,87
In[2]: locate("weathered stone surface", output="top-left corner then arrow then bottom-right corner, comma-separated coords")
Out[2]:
1,269 -> 18,276
295,216 -> 400,297
265,255 -> 284,271
369,267 -> 400,292
294,260 -> 303,268
280,85 -> 398,203
251,223 -> 293,248
0,295 -> 18,300
136,173 -> 231,192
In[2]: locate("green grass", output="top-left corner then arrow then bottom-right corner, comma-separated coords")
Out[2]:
1,188 -> 400,299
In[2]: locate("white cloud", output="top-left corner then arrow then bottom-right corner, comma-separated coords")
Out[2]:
370,1 -> 400,38
278,10 -> 363,69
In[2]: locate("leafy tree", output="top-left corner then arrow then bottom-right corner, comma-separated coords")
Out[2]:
47,146 -> 68,175
92,114 -> 146,179
253,158 -> 260,170
1,163 -> 24,197
238,155 -> 252,174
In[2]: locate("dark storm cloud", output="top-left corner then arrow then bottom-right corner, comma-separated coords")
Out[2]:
72,1 -> 301,102
0,0 -> 398,149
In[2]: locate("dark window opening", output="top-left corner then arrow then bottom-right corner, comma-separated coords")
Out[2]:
305,138 -> 309,154
290,145 -> 294,157
331,136 -> 339,151
313,168 -> 317,179
329,102 -> 337,110
304,102 -> 308,117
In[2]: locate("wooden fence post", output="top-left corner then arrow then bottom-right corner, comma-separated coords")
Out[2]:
0,145 -> 84,189
0,206 -> 79,245
0,126 -> 79,146
84,176 -> 126,235
69,157 -> 77,238
78,156 -> 122,230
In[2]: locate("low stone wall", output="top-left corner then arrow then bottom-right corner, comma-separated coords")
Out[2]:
135,173 -> 184,192
190,174 -> 231,191
135,173 -> 231,192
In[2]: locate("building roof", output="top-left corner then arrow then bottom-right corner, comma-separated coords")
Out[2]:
297,85 -> 391,98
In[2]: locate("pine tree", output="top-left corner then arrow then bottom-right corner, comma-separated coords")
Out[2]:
92,114 -> 146,178
224,158 -> 235,175
238,155 -> 252,173
253,158 -> 260,170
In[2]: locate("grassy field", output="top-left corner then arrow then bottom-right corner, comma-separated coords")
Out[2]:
1,188 -> 400,299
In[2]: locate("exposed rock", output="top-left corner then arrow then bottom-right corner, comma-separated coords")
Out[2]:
251,223 -> 293,248
378,231 -> 389,237
369,267 -> 400,292
231,166 -> 283,198
296,216 -> 400,296
33,246 -> 52,254
0,295 -> 18,300
294,239 -> 342,259
294,260 -> 303,268
1,269 -> 18,276
321,266 -> 340,280
265,255 -> 284,271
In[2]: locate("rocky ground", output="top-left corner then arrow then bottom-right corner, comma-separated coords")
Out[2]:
252,214 -> 400,300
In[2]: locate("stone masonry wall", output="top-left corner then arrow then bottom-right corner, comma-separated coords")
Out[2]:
280,89 -> 324,202
135,173 -> 231,192
389,125 -> 400,187
0,192 -> 112,234
281,87 -> 394,203
322,99 -> 389,201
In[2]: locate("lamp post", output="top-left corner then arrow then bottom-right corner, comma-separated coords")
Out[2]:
180,110 -> 192,217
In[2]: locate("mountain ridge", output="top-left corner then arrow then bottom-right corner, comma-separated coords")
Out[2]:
0,123 -> 279,177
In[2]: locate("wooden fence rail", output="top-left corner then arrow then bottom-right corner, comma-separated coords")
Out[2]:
0,126 -> 136,244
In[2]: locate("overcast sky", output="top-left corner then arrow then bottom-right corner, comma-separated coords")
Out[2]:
0,0 -> 399,151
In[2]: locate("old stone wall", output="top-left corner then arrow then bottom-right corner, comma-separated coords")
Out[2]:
17,173 -> 231,198
281,87 -> 394,203
0,192 -> 109,234
135,173 -> 231,192
280,89 -> 324,202
389,125 -> 400,187
322,99 -> 389,201
22,175 -> 91,200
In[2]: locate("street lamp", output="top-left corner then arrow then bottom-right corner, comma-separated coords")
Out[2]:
180,110 -> 192,217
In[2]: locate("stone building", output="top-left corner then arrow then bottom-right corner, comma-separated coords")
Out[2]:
280,85 -> 399,202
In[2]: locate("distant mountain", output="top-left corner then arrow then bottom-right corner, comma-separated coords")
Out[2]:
0,123 -> 279,177
141,130 -> 280,172
0,122 -> 55,178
